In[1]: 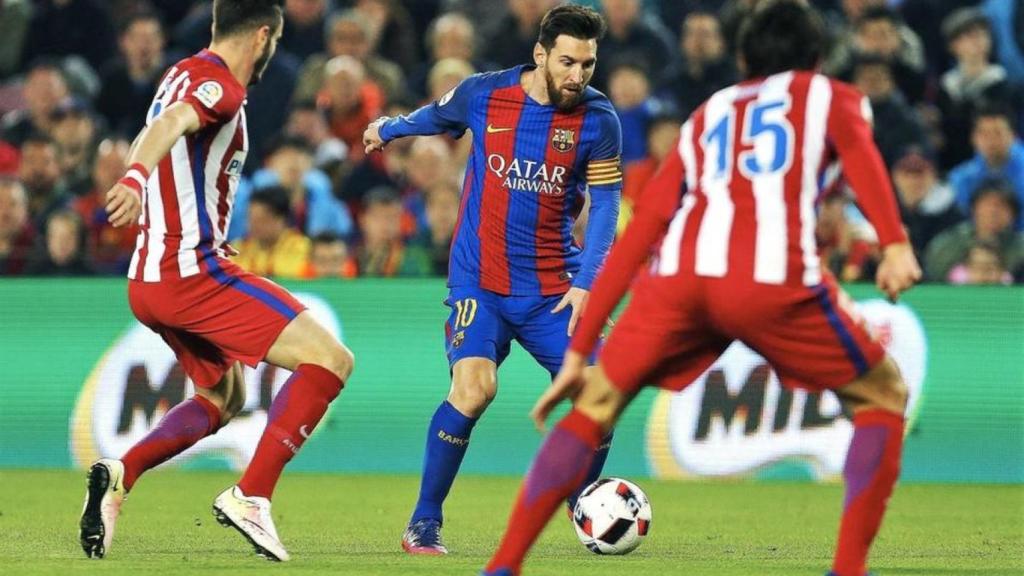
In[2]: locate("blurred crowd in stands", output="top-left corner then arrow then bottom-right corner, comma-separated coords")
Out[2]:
0,0 -> 1021,284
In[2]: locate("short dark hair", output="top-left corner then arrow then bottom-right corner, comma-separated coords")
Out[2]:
263,134 -> 313,159
738,0 -> 825,79
119,11 -> 163,37
363,186 -> 401,208
971,177 -> 1020,218
538,5 -> 606,51
856,6 -> 902,30
250,185 -> 291,220
213,0 -> 284,40
311,232 -> 345,246
973,102 -> 1016,130
21,132 -> 57,151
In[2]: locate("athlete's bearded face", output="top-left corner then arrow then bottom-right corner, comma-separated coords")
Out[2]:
539,35 -> 597,110
250,23 -> 281,86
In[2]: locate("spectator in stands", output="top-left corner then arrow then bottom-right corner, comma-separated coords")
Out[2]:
285,101 -> 348,176
408,12 -> 494,101
948,105 -> 1024,228
353,0 -> 421,75
843,6 -> 927,103
0,0 -> 31,79
658,11 -> 736,121
620,114 -> 681,233
826,1 -> 927,103
409,179 -> 459,276
427,58 -> 475,104
938,7 -> 1024,171
233,185 -> 312,279
20,0 -> 117,74
851,54 -> 930,168
338,107 -> 414,205
280,0 -> 328,60
95,12 -> 166,138
483,0 -> 555,70
355,186 -> 431,277
321,55 -> 385,163
70,138 -> 136,274
19,134 -> 67,229
49,98 -> 98,197
594,0 -> 677,90
982,0 -> 1024,84
0,177 -> 36,276
607,62 -> 664,166
402,136 -> 453,237
306,232 -> 356,278
947,240 -> 1015,285
891,149 -> 964,260
925,178 -> 1024,282
1,60 -> 69,147
294,9 -> 406,104
25,208 -> 93,276
817,190 -> 879,282
230,136 -> 353,242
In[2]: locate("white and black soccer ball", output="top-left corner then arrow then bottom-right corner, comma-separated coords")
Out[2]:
572,477 -> 652,555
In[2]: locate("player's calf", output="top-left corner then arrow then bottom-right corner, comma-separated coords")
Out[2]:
448,358 -> 498,417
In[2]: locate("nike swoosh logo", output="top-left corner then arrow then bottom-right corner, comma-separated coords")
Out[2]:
486,124 -> 513,134
299,425 -> 311,439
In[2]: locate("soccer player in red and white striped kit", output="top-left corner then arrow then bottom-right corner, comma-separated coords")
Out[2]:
78,0 -> 353,562
481,2 -> 922,575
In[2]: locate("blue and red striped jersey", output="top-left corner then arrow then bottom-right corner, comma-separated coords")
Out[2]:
379,65 -> 622,296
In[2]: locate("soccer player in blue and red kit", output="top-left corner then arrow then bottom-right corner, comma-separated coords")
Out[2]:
78,0 -> 353,562
362,5 -> 622,555
481,2 -> 922,575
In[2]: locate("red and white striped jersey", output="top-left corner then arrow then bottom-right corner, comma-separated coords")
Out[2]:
568,71 -> 908,356
128,49 -> 249,282
652,70 -> 905,288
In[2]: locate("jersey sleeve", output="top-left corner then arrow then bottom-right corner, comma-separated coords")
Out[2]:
826,81 -> 907,247
378,73 -> 482,141
180,72 -> 244,130
569,139 -> 685,356
574,107 -> 624,290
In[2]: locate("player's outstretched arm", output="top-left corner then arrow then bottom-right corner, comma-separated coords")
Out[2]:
106,102 -> 201,227
363,76 -> 478,154
826,82 -> 920,299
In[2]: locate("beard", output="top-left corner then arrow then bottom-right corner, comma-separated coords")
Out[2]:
544,68 -> 585,110
250,43 -> 273,86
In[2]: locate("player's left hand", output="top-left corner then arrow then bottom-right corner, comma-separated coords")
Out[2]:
876,242 -> 921,302
105,182 -> 142,228
551,287 -> 590,336
531,351 -> 587,432
362,117 -> 389,154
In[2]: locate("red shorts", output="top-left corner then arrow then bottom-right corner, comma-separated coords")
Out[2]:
599,273 -> 885,395
128,258 -> 306,387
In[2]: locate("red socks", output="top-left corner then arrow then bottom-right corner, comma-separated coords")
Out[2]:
486,409 -> 604,575
832,409 -> 905,576
238,364 -> 343,499
121,395 -> 221,491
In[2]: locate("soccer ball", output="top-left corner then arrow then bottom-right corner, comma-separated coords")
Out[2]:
572,477 -> 652,555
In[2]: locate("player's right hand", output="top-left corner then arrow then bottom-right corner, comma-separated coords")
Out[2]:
362,117 -> 389,155
105,182 -> 142,228
531,351 -> 587,432
875,242 -> 921,302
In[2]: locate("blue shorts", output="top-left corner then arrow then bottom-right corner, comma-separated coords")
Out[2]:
443,286 -> 589,375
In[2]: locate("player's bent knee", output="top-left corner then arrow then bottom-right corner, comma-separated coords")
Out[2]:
449,378 -> 496,415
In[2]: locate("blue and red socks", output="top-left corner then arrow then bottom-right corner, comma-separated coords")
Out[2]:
238,363 -> 343,499
486,409 -> 604,575
832,409 -> 905,576
410,400 -> 478,523
121,395 -> 222,491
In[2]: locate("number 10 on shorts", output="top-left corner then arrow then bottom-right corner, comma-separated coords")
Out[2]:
453,298 -> 478,329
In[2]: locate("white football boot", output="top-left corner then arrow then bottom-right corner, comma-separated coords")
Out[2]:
79,458 -> 126,559
212,486 -> 291,562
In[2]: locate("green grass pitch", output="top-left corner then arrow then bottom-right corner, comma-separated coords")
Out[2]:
0,470 -> 1020,575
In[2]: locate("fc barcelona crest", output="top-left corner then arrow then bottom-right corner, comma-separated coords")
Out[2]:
552,128 -> 575,153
